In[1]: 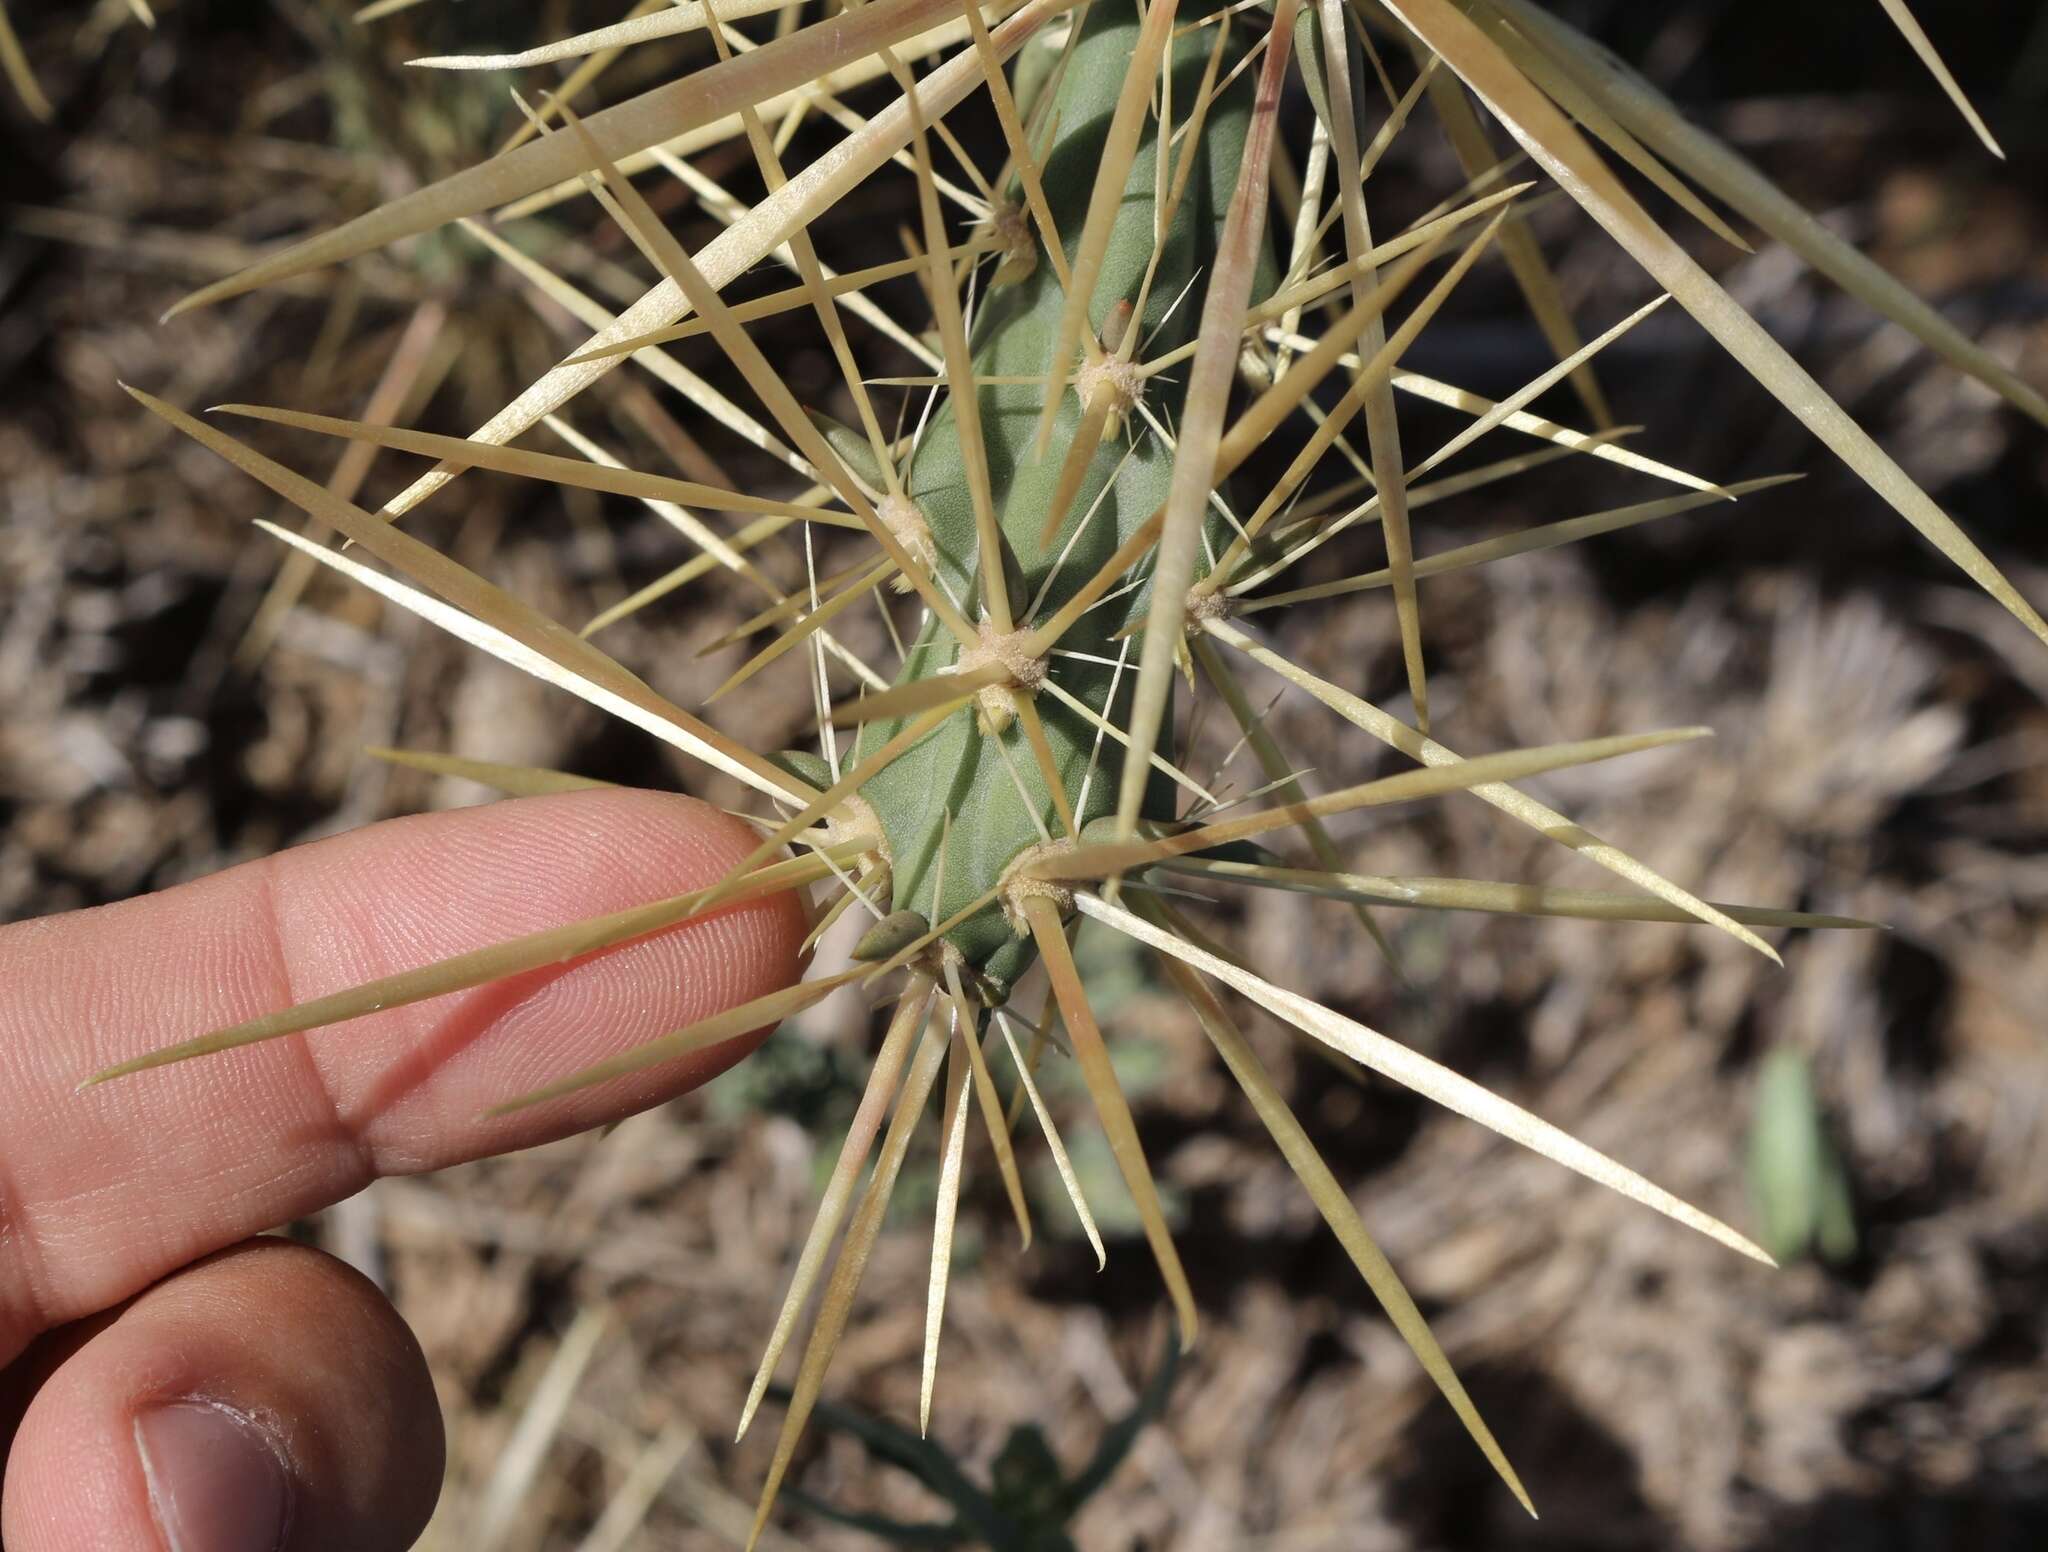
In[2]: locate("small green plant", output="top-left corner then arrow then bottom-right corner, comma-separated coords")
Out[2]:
768,1339 -> 1179,1550
1747,1046 -> 1859,1267
98,0 -> 2038,1539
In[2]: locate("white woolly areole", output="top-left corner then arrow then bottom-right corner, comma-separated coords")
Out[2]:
878,492 -> 937,591
1075,352 -> 1145,419
817,793 -> 888,865
960,621 -> 1049,689
958,622 -> 1049,733
988,202 -> 1037,284
999,839 -> 1077,935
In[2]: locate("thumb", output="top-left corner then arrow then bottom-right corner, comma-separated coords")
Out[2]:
4,1239 -> 443,1552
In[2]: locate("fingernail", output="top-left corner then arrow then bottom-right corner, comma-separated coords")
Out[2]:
135,1401 -> 294,1552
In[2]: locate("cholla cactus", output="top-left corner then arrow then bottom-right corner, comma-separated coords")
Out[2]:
105,0 -> 2039,1537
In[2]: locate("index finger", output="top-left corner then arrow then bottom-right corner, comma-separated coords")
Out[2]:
0,789 -> 807,1365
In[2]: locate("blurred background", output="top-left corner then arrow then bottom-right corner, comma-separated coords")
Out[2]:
3,2 -> 2046,1547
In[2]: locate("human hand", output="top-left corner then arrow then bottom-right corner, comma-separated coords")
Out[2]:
0,790 -> 807,1551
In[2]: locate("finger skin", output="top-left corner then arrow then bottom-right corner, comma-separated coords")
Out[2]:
2,1239 -> 442,1552
0,789 -> 808,1363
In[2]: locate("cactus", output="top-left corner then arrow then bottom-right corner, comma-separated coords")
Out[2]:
831,0 -> 1271,998
107,0 -> 2038,1537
